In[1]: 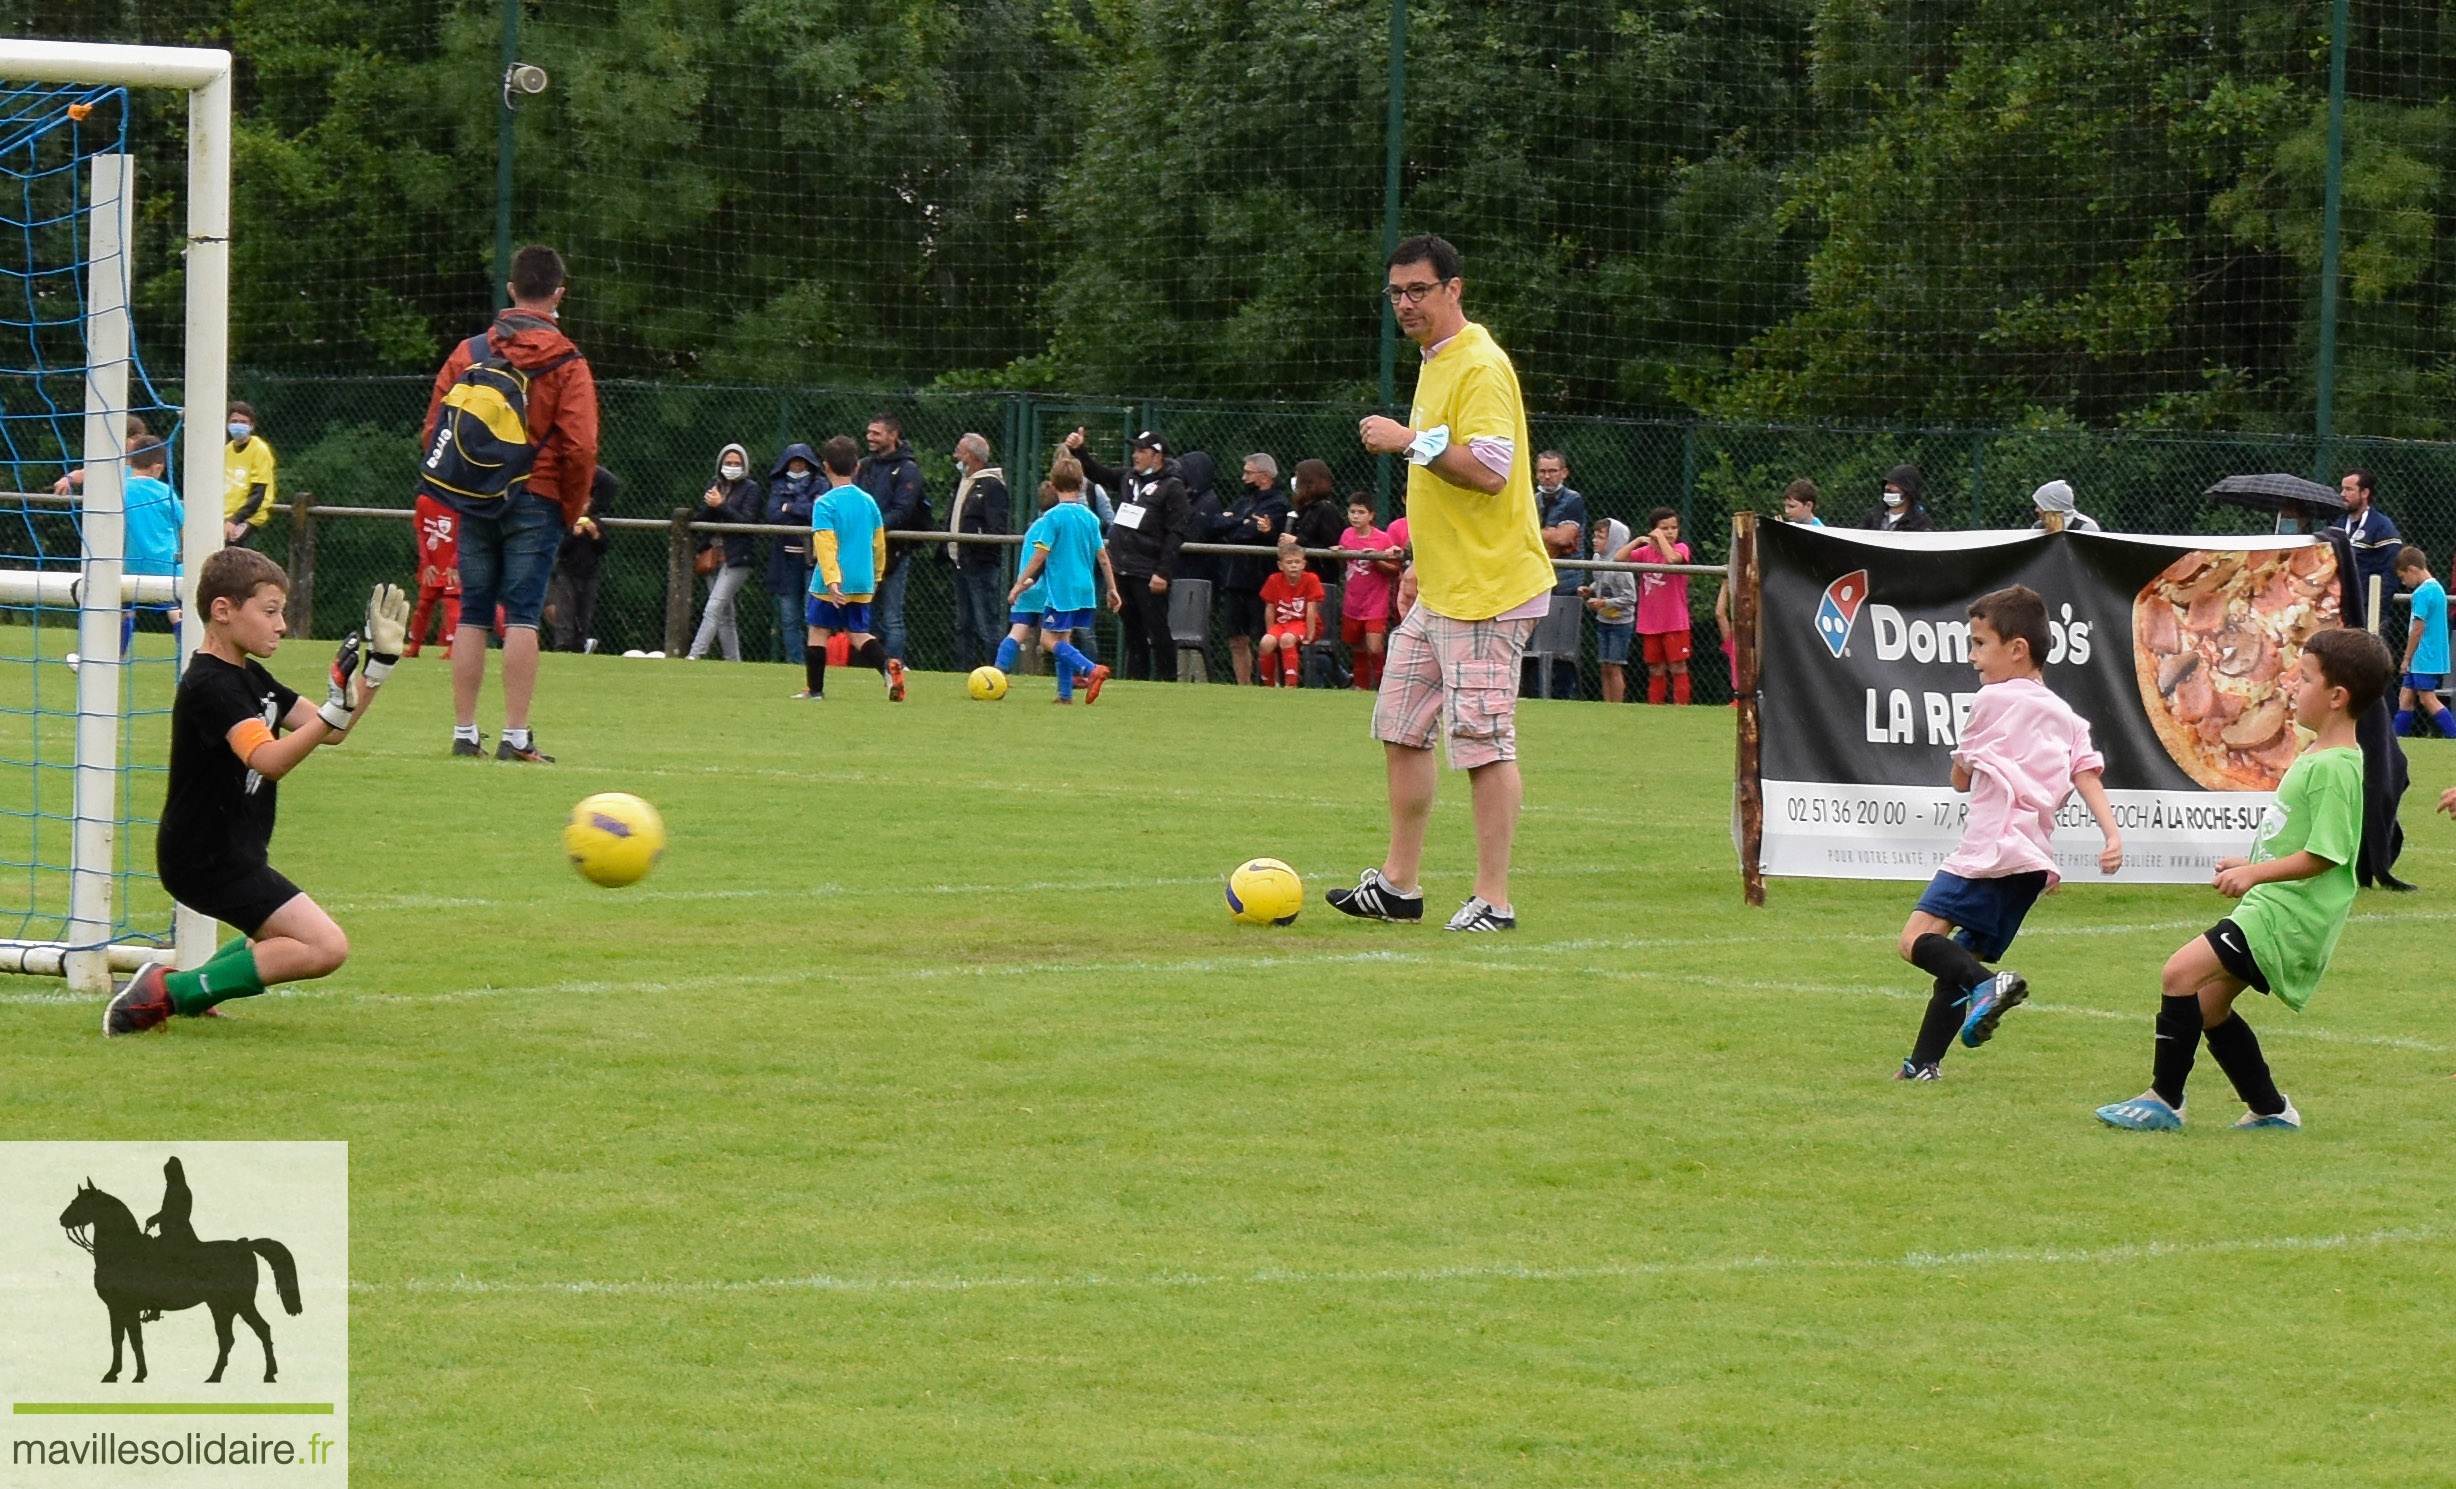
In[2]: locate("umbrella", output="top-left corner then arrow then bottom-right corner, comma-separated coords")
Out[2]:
2203,472 -> 2344,517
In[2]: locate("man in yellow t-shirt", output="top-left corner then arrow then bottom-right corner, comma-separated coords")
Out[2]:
1331,234 -> 1555,934
223,400 -> 277,546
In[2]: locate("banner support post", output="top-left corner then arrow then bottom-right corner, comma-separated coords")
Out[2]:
1731,511 -> 1765,907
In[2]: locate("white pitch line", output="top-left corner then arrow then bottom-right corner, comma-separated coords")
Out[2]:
348,1224 -> 2443,1300
12,920 -> 2455,1051
320,860 -> 1663,914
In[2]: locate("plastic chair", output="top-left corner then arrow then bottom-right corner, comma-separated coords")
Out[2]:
1168,577 -> 1213,683
1523,598 -> 1582,698
1304,581 -> 1345,688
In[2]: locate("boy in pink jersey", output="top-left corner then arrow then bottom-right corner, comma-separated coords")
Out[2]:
1626,507 -> 1694,703
1340,495 -> 1398,690
1894,585 -> 2124,1081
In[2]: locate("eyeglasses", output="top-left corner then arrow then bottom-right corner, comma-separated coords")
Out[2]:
1381,280 -> 1452,306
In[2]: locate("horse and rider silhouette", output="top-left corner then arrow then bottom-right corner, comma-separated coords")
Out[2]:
57,1157 -> 302,1384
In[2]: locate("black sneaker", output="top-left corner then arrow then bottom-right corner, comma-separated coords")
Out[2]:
104,962 -> 173,1037
1326,868 -> 1424,923
1894,1058 -> 1942,1082
497,736 -> 556,764
1443,896 -> 1516,932
451,734 -> 486,757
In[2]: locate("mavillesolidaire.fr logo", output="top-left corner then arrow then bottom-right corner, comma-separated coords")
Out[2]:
3,1143 -> 347,1486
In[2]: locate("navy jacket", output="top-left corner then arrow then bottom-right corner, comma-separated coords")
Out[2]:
1175,452 -> 1225,588
764,442 -> 822,594
1221,483 -> 1293,592
857,440 -> 929,574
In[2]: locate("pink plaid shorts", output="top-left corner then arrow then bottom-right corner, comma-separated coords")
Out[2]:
1371,604 -> 1538,770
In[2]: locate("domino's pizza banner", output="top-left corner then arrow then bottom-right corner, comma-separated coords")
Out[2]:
1754,522 -> 2343,884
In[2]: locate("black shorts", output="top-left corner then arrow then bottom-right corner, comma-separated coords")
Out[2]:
2203,918 -> 2272,994
1223,588 -> 1265,637
163,863 -> 302,938
1912,869 -> 2050,962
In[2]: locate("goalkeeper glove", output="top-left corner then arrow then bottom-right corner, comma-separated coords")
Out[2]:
362,582 -> 410,687
318,632 -> 363,731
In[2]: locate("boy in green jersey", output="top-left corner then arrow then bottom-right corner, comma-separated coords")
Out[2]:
2098,626 -> 2395,1132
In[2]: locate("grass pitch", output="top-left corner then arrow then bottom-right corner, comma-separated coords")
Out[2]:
8,652 -> 2456,1486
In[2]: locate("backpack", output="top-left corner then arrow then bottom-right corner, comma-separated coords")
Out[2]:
414,332 -> 576,505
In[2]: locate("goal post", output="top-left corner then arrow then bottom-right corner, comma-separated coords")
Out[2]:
0,40 -> 229,991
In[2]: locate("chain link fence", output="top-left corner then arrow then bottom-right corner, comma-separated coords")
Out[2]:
206,375 -> 2456,702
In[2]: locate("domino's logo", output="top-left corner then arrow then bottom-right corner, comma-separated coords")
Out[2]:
1815,570 -> 1869,658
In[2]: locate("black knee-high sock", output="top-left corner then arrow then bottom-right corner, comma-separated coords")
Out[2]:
854,637 -> 887,675
2203,1013 -> 2286,1116
2151,995 -> 2203,1107
1908,933 -> 1990,994
1909,977 -> 1965,1066
803,642 -> 826,696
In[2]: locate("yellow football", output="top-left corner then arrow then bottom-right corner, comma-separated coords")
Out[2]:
563,792 -> 667,888
1226,857 -> 1303,926
967,665 -> 1009,700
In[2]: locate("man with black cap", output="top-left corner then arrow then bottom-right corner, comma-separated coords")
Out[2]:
1066,427 -> 1189,681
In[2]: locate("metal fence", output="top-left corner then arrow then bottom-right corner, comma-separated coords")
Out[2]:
31,374 -> 2456,699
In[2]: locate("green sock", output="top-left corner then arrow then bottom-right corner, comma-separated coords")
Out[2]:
166,937 -> 267,1017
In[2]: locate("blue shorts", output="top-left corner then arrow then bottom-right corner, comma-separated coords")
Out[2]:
1008,610 -> 1040,629
806,597 -> 873,632
453,488 -> 564,630
1041,607 -> 1097,633
2402,672 -> 2444,693
1595,621 -> 1634,666
1914,869 -> 2050,962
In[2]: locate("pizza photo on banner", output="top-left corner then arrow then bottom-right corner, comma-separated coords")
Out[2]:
1746,522 -> 2342,885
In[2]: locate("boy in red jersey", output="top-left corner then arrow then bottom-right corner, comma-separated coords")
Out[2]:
1258,546 -> 1325,687
407,494 -> 461,657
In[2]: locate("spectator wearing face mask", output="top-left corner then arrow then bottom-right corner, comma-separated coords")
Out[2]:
687,442 -> 763,661
1860,463 -> 1937,533
223,401 -> 277,547
764,443 -> 823,660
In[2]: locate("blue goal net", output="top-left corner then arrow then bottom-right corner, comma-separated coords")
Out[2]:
0,81 -> 182,963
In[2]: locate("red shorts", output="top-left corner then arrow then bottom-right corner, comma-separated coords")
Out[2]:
1265,622 -> 1310,644
1340,615 -> 1386,646
1641,629 -> 1694,664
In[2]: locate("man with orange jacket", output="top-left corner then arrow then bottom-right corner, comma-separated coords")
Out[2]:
421,244 -> 600,763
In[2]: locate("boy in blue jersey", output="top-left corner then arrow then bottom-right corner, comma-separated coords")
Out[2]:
2393,547 -> 2454,737
797,435 -> 905,702
122,441 -> 184,646
1006,457 -> 1121,704
995,480 -> 1058,676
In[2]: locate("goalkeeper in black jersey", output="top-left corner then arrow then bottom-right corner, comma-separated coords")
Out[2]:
106,548 -> 409,1036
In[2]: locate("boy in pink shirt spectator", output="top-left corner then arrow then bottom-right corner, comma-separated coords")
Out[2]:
1626,507 -> 1694,704
1340,494 -> 1399,691
1894,585 -> 2124,1080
